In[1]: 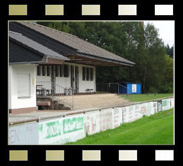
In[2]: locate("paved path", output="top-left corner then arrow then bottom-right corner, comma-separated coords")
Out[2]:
9,102 -> 134,125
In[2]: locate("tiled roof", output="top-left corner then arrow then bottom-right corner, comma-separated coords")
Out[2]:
16,22 -> 135,66
9,31 -> 69,61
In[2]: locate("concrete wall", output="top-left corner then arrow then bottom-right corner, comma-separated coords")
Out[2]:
9,97 -> 174,145
9,121 -> 39,145
9,64 -> 37,110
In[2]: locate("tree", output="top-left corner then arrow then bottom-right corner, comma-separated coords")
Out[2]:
165,44 -> 174,58
142,23 -> 166,93
159,54 -> 173,93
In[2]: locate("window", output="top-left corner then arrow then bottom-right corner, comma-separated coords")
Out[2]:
90,68 -> 93,81
55,65 -> 60,77
51,66 -> 54,76
17,73 -> 30,98
47,65 -> 51,76
82,67 -> 85,80
64,64 -> 69,77
42,65 -> 45,76
37,66 -> 41,76
60,65 -> 63,77
86,67 -> 89,81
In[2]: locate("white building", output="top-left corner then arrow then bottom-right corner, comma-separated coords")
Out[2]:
9,21 -> 135,114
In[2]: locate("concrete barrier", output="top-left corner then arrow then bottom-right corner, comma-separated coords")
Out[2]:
9,121 -> 39,145
9,97 -> 174,145
84,110 -> 100,135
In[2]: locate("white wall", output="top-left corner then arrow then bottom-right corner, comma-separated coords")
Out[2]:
36,63 -> 96,93
78,64 -> 96,93
9,64 -> 37,109
9,121 -> 39,145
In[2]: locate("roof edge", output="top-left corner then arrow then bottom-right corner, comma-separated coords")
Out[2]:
76,50 -> 135,66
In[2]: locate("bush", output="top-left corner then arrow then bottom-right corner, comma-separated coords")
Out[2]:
159,82 -> 173,93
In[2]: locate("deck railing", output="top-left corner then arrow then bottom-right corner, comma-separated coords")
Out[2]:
36,81 -> 74,110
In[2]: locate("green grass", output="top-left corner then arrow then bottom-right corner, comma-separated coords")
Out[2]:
66,108 -> 173,145
121,93 -> 173,102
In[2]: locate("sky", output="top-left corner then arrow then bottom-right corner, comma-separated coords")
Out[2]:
144,21 -> 174,47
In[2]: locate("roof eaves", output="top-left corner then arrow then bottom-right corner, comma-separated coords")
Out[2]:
76,50 -> 135,66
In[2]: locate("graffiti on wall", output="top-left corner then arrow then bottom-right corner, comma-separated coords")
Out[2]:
162,99 -> 171,111
146,102 -> 152,116
100,108 -> 113,131
112,108 -> 122,128
157,100 -> 162,112
121,106 -> 129,123
39,115 -> 85,145
84,111 -> 100,135
128,105 -> 135,122
61,115 -> 85,144
135,104 -> 143,120
9,122 -> 39,145
152,102 -> 157,114
63,116 -> 84,134
39,118 -> 62,144
9,97 -> 174,145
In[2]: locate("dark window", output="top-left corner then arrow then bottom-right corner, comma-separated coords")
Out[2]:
42,65 -> 45,76
51,66 -> 53,76
55,65 -> 59,77
82,67 -> 85,80
64,64 -> 69,77
60,65 -> 63,77
86,67 -> 89,81
90,68 -> 93,81
37,66 -> 40,76
47,65 -> 50,76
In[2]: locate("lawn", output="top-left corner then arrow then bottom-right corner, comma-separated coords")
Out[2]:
66,108 -> 173,145
121,93 -> 173,102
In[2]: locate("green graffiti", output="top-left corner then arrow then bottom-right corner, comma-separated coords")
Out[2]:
162,100 -> 168,107
45,121 -> 61,139
63,117 -> 84,134
39,124 -> 43,132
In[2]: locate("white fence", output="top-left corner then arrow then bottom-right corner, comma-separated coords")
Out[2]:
9,97 -> 174,145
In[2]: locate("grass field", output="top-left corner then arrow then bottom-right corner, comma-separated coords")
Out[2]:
66,108 -> 173,145
121,93 -> 173,102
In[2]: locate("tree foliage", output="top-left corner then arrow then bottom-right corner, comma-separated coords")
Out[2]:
37,22 -> 173,93
165,44 -> 173,58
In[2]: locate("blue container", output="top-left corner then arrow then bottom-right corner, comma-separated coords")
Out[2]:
119,83 -> 141,94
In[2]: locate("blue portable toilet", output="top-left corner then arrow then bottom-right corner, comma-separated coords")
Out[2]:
119,83 -> 141,94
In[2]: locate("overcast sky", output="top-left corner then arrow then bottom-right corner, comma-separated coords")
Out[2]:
144,21 -> 174,47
